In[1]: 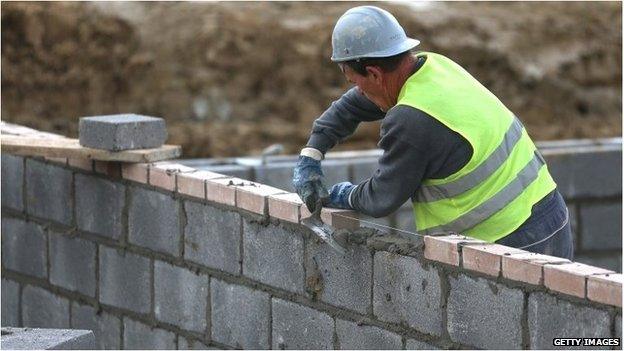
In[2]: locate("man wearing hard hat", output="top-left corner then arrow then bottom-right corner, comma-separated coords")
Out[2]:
292,6 -> 573,259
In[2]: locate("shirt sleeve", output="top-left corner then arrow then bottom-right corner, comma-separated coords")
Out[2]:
350,105 -> 473,218
306,87 -> 385,154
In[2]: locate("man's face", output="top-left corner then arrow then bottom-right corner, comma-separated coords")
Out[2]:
340,64 -> 389,111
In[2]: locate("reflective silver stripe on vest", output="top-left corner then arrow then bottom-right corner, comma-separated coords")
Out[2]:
419,151 -> 545,235
417,117 -> 525,203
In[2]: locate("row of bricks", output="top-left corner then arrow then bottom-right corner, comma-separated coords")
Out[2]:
45,156 -> 622,308
423,235 -> 622,307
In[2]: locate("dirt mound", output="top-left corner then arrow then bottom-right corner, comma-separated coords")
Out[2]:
1,2 -> 621,158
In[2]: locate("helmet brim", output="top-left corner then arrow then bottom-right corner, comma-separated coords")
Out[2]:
331,37 -> 420,62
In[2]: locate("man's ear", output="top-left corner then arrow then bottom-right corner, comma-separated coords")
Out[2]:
365,66 -> 384,85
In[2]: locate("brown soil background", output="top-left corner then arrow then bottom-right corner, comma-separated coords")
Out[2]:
2,1 -> 622,158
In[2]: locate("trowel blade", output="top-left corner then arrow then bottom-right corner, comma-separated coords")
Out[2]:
301,215 -> 347,255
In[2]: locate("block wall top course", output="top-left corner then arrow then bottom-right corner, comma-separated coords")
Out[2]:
3,122 -> 622,309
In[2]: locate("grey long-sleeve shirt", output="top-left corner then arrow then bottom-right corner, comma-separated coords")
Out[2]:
306,62 -> 473,217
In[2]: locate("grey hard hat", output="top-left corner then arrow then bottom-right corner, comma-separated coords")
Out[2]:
331,6 -> 420,62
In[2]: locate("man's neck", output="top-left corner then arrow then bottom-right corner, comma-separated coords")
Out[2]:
385,55 -> 418,106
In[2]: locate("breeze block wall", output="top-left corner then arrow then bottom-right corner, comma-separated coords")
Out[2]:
1,123 -> 622,350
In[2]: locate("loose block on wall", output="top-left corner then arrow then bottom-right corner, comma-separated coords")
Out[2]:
79,114 -> 167,151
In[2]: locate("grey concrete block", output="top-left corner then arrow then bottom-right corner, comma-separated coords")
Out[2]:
154,261 -> 208,332
98,246 -> 151,314
336,319 -> 402,350
129,187 -> 180,255
350,158 -> 378,184
25,159 -> 73,225
1,217 -> 47,279
544,149 -> 621,199
79,114 -> 167,151
447,275 -> 523,349
21,285 -> 70,328
242,220 -> 305,294
184,201 -> 241,274
575,254 -> 622,273
321,159 -> 352,188
123,318 -> 176,350
406,339 -> 439,350
271,298 -> 333,350
2,279 -> 20,326
49,232 -> 96,297
1,154 -> 24,211
0,327 -> 95,350
305,237 -> 372,314
373,252 -> 443,336
528,292 -> 611,349
579,202 -> 622,250
178,337 -> 212,350
616,314 -> 621,339
71,302 -> 122,349
75,174 -> 125,239
211,278 -> 270,349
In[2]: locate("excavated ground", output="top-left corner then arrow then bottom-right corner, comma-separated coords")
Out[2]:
1,1 -> 621,158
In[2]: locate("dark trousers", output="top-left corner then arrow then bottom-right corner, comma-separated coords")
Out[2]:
496,190 -> 574,260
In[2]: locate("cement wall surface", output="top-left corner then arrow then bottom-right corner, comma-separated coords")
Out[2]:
1,123 -> 622,350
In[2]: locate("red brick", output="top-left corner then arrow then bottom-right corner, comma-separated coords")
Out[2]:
544,262 -> 614,298
205,177 -> 241,207
177,170 -> 226,199
68,158 -> 94,171
502,252 -> 570,285
235,182 -> 287,215
462,244 -> 525,277
423,235 -> 484,266
268,193 -> 303,223
149,162 -> 195,191
320,208 -> 360,230
94,161 -> 122,178
587,273 -> 623,307
121,163 -> 149,184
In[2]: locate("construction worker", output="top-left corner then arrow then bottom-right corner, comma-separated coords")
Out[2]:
292,6 -> 573,259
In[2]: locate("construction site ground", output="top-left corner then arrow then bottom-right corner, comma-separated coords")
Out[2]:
1,1 -> 621,158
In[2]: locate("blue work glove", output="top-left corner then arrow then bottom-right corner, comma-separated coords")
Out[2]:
292,155 -> 330,212
328,182 -> 356,209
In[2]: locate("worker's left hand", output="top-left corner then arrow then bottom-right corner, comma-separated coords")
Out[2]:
327,182 -> 356,209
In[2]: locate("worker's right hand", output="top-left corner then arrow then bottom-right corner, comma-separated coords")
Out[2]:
292,155 -> 330,213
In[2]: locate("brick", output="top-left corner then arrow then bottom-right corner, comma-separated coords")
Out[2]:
373,252 -> 443,336
123,318 -> 176,349
1,217 -> 47,278
25,159 -> 73,225
94,161 -> 122,178
235,182 -> 287,215
462,244 -> 525,277
587,273 -> 622,307
178,337 -> 213,350
1,154 -> 24,211
177,170 -> 225,199
502,252 -> 570,285
71,302 -> 122,349
205,177 -> 239,207
1,327 -> 95,350
544,262 -> 614,298
149,162 -> 195,191
336,319 -> 402,350
21,285 -> 70,328
528,292 -> 611,349
128,187 -> 180,255
121,163 -> 149,184
154,261 -> 209,332
75,174 -> 125,239
579,202 -> 622,250
99,246 -> 151,314
447,275 -> 523,349
424,235 -> 484,266
68,157 -> 94,171
406,339 -> 439,350
320,208 -> 360,230
242,219 -> 305,293
210,279 -> 270,349
2,279 -> 20,326
268,192 -> 303,223
271,298 -> 333,349
49,232 -> 97,297
79,114 -> 167,151
184,201 -> 241,274
305,235 -> 372,314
